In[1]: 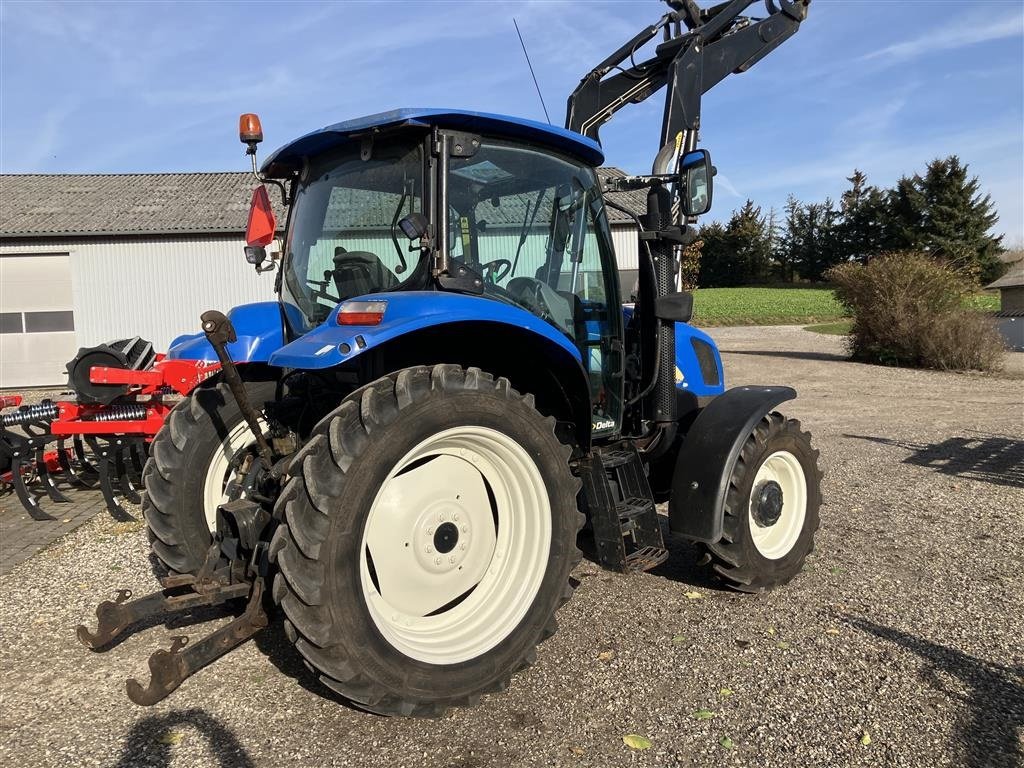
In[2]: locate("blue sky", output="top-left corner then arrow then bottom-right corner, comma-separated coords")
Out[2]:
2,0 -> 1022,244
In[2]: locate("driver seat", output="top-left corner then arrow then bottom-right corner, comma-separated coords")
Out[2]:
331,247 -> 397,300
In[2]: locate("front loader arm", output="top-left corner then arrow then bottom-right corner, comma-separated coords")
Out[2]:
566,0 -> 811,147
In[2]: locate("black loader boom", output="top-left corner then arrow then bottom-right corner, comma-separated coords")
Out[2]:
567,0 -> 811,152
568,0 -> 811,469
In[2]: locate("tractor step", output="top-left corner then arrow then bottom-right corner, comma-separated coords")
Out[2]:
578,443 -> 667,573
626,545 -> 670,571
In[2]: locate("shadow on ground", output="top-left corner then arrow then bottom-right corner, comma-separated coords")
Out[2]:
720,349 -> 848,363
848,618 -> 1024,768
111,709 -> 254,768
576,522 -> 726,590
251,617 -> 368,714
845,433 -> 1024,488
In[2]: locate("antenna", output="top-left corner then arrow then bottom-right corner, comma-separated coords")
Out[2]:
513,18 -> 551,125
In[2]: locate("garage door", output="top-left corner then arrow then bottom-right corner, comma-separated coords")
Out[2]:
0,253 -> 77,388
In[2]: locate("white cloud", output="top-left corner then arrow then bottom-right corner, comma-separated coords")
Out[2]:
863,11 -> 1023,62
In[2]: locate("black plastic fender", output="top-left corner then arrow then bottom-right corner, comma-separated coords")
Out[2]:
668,385 -> 796,543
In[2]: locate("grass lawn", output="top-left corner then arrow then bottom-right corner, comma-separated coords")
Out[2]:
963,291 -> 1001,311
692,287 -> 847,326
805,320 -> 853,335
690,287 -> 1002,327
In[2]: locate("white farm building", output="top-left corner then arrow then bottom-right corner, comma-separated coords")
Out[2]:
0,171 -> 644,387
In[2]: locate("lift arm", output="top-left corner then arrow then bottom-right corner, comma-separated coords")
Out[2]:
566,0 -> 811,154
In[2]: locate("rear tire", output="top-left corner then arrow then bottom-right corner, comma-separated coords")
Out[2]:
270,365 -> 582,716
701,412 -> 822,592
142,380 -> 274,574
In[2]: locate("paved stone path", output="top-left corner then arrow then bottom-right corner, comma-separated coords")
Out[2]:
0,489 -> 108,576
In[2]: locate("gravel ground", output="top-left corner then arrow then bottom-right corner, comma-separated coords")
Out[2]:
1,326 -> 1021,768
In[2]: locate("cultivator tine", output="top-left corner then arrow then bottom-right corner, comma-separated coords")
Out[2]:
34,446 -> 72,504
130,442 -> 147,475
57,440 -> 95,489
85,436 -> 136,522
124,577 -> 268,706
10,451 -> 56,521
113,446 -> 142,504
73,435 -> 99,477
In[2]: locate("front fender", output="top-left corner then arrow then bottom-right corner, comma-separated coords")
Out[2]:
268,292 -> 582,369
668,386 -> 796,543
167,302 -> 286,363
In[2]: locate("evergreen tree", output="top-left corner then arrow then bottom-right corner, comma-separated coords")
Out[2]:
777,196 -> 801,282
765,206 -> 782,280
696,221 -> 734,287
696,201 -> 772,286
781,196 -> 841,281
884,156 -> 1003,282
885,174 -> 926,252
838,169 -> 888,263
730,200 -> 772,283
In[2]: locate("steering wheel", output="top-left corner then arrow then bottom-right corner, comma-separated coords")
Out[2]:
480,258 -> 512,284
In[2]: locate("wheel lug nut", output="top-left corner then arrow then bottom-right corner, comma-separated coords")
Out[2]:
425,546 -> 433,554
434,557 -> 442,565
449,556 -> 456,563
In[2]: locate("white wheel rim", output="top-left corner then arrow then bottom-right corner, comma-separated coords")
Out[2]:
201,419 -> 264,530
359,425 -> 551,665
748,450 -> 807,560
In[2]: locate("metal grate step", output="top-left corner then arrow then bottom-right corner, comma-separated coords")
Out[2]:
625,546 -> 669,573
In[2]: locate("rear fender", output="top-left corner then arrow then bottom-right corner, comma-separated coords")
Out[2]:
267,292 -> 594,447
267,292 -> 582,370
167,302 -> 286,363
668,386 -> 796,542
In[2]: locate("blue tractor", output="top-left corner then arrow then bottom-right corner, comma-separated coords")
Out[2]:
79,0 -> 821,715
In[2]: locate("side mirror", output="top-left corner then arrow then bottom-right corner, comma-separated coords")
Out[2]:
398,212 -> 429,241
245,245 -> 267,266
679,149 -> 713,216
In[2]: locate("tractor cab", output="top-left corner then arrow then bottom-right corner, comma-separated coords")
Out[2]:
253,109 -> 626,431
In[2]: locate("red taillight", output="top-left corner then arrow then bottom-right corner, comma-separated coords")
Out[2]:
336,301 -> 387,326
246,185 -> 276,246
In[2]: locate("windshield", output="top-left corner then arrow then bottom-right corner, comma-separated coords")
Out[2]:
448,139 -> 622,431
282,137 -> 426,329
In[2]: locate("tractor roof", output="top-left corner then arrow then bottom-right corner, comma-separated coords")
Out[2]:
260,108 -> 604,174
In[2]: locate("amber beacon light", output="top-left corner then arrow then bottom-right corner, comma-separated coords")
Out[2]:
239,113 -> 263,149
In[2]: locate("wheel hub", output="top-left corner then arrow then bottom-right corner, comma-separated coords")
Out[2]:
433,522 -> 460,553
412,502 -> 473,575
753,480 -> 784,527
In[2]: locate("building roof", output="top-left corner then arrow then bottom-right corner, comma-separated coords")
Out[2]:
985,258 -> 1024,290
0,173 -> 266,238
1,170 -> 643,239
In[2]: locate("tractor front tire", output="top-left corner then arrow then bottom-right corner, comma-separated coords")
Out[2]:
701,412 -> 822,592
271,365 -> 582,717
143,380 -> 274,574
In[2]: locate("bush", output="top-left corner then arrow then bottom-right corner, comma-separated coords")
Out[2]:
827,253 -> 1005,371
